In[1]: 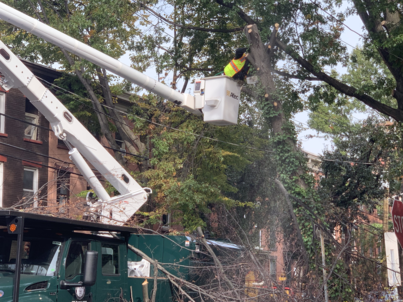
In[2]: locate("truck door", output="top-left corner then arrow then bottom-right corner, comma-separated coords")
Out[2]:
97,242 -> 126,301
57,240 -> 95,301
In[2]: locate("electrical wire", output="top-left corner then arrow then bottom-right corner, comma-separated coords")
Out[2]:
0,141 -> 73,165
0,112 -> 149,160
134,12 -> 175,39
0,113 -> 50,131
36,76 -> 273,153
0,150 -> 84,177
37,76 -> 386,166
307,0 -> 403,64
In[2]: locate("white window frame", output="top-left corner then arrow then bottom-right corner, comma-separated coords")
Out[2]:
23,167 -> 39,207
24,112 -> 39,140
0,163 -> 3,207
0,92 -> 5,133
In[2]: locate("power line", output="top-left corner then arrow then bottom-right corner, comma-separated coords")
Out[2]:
37,76 -> 273,153
308,0 -> 403,64
0,113 -> 50,131
0,112 -> 149,160
24,77 -> 383,166
7,78 -> 382,166
0,141 -> 72,165
0,150 -> 84,177
134,12 -> 175,39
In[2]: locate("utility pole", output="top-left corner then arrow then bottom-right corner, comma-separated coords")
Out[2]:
320,230 -> 329,302
383,188 -> 389,233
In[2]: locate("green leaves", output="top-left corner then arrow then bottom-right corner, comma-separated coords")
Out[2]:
128,93 -> 270,231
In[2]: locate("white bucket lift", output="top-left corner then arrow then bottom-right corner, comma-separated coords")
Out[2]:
194,76 -> 241,126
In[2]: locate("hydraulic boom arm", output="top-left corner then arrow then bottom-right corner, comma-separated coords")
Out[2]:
0,42 -> 150,225
0,2 -> 199,114
0,2 -> 243,225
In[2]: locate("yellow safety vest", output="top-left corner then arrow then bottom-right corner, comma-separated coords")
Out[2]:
224,53 -> 247,77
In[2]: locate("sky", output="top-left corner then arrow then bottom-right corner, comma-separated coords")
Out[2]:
293,5 -> 365,155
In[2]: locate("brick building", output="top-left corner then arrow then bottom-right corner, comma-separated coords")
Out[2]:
255,150 -> 323,284
0,61 -> 61,208
0,61 -> 140,216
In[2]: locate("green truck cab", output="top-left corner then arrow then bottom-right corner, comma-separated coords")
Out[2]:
0,211 -> 195,302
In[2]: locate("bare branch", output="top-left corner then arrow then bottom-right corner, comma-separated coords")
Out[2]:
139,3 -> 243,33
276,39 -> 403,121
273,69 -> 320,81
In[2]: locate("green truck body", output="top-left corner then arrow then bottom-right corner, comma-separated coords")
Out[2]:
0,210 -> 196,302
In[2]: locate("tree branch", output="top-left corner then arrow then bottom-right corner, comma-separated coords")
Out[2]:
273,69 -> 320,81
215,0 -> 256,25
276,39 -> 403,121
139,3 -> 243,33
196,226 -> 240,300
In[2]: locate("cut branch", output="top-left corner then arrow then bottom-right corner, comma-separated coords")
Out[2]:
273,69 -> 320,81
196,226 -> 240,300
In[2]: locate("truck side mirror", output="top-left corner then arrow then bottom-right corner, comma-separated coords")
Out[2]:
83,251 -> 98,286
60,250 -> 98,289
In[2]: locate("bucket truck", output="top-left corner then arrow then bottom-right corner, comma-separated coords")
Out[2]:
0,2 -> 242,126
0,38 -> 199,302
0,2 -> 242,226
0,3 -> 243,302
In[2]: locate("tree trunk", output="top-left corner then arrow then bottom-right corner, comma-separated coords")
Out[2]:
59,50 -> 126,165
96,67 -> 146,159
244,24 -> 309,265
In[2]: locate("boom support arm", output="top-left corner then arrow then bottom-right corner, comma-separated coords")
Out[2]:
0,42 -> 150,225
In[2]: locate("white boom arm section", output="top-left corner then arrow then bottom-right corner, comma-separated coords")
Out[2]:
0,42 -> 150,226
0,2 -> 198,114
0,2 -> 243,126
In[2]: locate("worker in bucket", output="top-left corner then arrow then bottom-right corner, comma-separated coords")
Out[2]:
224,48 -> 250,81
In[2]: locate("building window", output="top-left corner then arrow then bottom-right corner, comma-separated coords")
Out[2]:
161,213 -> 171,232
0,163 -> 3,207
269,258 -> 277,279
57,171 -> 70,204
57,139 -> 68,149
0,92 -> 5,133
24,113 -> 39,140
269,228 -> 276,251
23,167 -> 38,207
115,132 -> 126,155
25,99 -> 39,141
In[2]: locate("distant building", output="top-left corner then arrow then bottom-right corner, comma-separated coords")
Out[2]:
0,61 -> 56,208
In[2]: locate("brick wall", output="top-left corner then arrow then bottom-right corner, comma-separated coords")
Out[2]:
0,88 -> 49,208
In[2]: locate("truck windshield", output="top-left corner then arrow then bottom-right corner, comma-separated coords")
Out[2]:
0,237 -> 61,276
